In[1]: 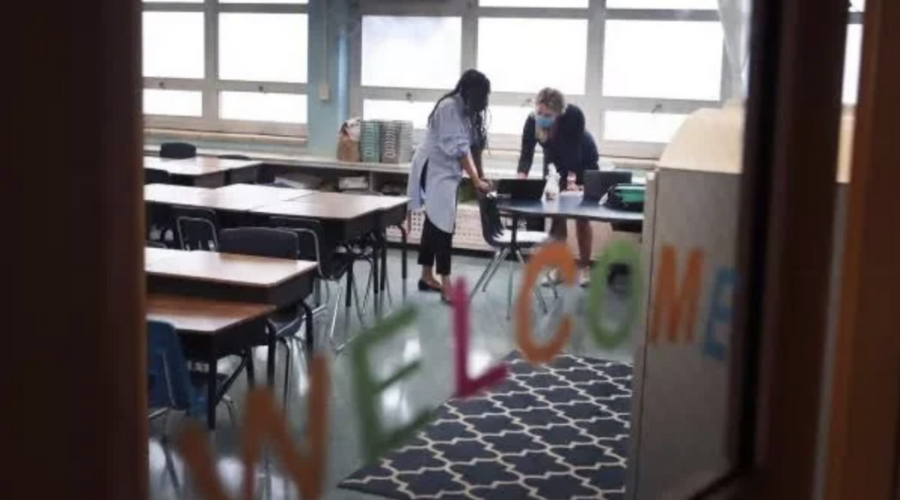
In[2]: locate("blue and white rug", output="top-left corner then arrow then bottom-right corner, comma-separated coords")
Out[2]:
340,354 -> 632,500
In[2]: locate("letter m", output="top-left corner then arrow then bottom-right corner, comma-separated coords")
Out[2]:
649,246 -> 704,344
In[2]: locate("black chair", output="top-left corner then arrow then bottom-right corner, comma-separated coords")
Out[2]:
172,207 -> 219,251
159,142 -> 197,160
145,167 -> 172,185
218,228 -> 312,405
271,216 -> 369,350
472,193 -> 550,319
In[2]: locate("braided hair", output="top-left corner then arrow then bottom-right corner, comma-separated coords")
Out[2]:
428,69 -> 491,151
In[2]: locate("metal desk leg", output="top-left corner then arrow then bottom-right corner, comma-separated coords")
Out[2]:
301,301 -> 314,354
206,347 -> 218,430
507,215 -> 520,320
380,229 -> 388,313
371,232 -> 380,316
266,323 -> 276,388
400,224 -> 408,299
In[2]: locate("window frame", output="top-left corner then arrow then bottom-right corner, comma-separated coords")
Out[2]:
349,0 -> 729,160
142,0 -> 309,137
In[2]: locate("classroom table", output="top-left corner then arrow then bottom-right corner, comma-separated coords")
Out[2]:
147,294 -> 274,430
144,246 -> 184,265
498,191 -> 644,264
143,156 -> 262,187
144,184 -> 313,214
145,250 -> 318,393
250,192 -> 409,312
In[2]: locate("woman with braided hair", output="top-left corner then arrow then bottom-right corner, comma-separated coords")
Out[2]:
408,69 -> 493,303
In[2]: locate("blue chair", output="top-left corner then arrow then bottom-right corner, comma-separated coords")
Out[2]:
146,321 -> 236,429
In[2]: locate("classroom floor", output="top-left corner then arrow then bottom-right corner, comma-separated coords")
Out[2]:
148,250 -> 635,500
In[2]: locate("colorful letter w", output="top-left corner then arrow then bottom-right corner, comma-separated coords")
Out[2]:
178,355 -> 330,500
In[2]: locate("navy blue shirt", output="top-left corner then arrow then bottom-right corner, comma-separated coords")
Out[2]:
517,104 -> 599,184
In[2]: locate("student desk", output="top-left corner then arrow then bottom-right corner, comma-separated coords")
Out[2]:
144,184 -> 313,214
147,294 -> 274,430
498,192 -> 644,253
250,192 -> 409,310
146,250 -> 318,400
143,156 -> 262,187
144,246 -> 185,265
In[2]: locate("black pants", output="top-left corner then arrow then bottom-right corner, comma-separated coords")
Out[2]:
419,215 -> 453,276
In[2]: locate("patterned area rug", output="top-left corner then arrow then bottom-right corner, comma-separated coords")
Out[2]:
340,354 -> 632,500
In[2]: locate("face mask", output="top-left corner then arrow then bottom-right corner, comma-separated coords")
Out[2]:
536,114 -> 555,129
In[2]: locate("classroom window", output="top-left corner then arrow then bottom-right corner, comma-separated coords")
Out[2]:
219,13 -> 308,83
605,0 -> 717,9
479,0 -> 588,8
842,24 -> 863,105
603,111 -> 689,143
489,105 -> 534,136
478,18 -> 589,95
602,20 -> 724,101
361,16 -> 463,90
142,12 -> 204,79
143,89 -> 203,117
363,100 -> 435,130
219,0 -> 307,3
220,92 -> 308,124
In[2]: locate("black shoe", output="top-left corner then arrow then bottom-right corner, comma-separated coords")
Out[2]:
418,279 -> 442,293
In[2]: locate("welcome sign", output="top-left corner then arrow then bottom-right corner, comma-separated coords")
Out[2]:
175,236 -> 735,500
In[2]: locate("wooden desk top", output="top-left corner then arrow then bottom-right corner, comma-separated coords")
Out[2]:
144,156 -> 261,176
251,192 -> 407,220
211,183 -> 315,208
145,183 -> 310,212
144,156 -> 175,169
144,247 -> 185,265
146,251 -> 317,288
145,184 -> 215,207
147,294 -> 274,335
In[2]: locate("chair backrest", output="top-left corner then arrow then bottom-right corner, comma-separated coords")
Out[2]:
145,167 -> 172,185
270,217 -> 332,276
173,207 -> 219,251
219,227 -> 299,260
147,321 -> 201,414
477,193 -> 505,246
159,142 -> 197,160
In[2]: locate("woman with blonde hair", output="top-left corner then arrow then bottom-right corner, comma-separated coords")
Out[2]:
517,87 -> 599,285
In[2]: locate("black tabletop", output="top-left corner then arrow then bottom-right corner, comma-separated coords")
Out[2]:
497,192 -> 644,223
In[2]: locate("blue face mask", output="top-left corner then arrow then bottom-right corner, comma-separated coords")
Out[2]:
536,114 -> 555,129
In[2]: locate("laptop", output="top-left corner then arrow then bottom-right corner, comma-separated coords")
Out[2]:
583,171 -> 633,201
496,179 -> 546,201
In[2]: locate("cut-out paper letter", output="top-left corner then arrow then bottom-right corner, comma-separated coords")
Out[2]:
649,246 -> 704,344
703,268 -> 737,362
452,278 -> 508,398
178,354 -> 330,500
350,306 -> 433,463
516,242 -> 578,364
586,240 -> 642,349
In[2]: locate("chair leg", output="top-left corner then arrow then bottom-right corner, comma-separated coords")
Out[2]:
507,254 -> 515,320
470,250 -> 503,301
244,349 -> 256,387
222,396 -> 238,427
484,248 -> 509,292
282,339 -> 292,408
353,268 -> 369,327
518,251 -> 549,313
329,280 -> 345,351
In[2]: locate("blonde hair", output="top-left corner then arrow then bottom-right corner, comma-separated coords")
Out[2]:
535,88 -> 566,115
